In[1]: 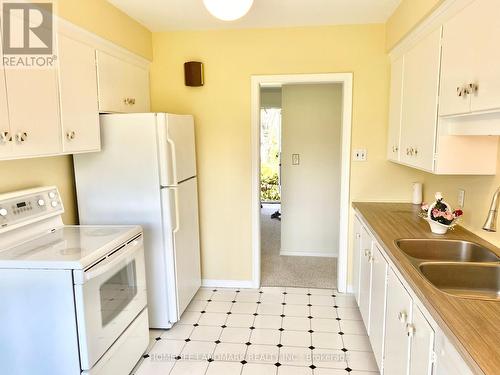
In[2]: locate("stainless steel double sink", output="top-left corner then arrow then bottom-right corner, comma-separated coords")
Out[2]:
395,239 -> 500,301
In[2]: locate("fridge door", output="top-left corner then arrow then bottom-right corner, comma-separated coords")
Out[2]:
161,177 -> 201,321
158,114 -> 197,186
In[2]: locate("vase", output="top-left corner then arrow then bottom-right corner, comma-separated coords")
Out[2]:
426,218 -> 451,235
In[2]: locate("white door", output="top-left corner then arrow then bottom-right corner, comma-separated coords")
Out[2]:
400,27 -> 441,172
384,269 -> 412,375
409,304 -> 434,375
0,32 -> 12,158
358,225 -> 372,333
387,56 -> 404,162
158,114 -> 197,186
5,67 -> 61,157
162,178 -> 201,320
353,217 -> 362,303
369,245 -> 388,370
57,34 -> 100,153
96,51 -> 150,113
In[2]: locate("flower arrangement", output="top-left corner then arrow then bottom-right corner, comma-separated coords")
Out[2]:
420,192 -> 463,234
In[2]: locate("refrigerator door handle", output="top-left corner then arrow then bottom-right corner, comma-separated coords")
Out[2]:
166,134 -> 178,185
172,187 -> 180,233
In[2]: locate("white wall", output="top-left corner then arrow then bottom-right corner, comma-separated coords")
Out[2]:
280,84 -> 343,257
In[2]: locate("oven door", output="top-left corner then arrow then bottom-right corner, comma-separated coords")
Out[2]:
73,234 -> 148,371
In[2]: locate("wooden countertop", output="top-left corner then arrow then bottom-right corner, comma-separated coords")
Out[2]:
353,202 -> 500,375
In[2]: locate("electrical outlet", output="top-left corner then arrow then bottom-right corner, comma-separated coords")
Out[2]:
292,154 -> 300,165
353,149 -> 367,161
458,189 -> 465,208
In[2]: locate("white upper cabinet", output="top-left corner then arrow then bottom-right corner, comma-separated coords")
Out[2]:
387,56 -> 404,162
440,0 -> 500,116
399,27 -> 442,172
5,67 -> 62,158
0,33 -> 12,158
57,34 -> 100,154
96,51 -> 150,113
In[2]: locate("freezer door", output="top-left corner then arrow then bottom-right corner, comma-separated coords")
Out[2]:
161,177 -> 201,321
158,114 -> 197,186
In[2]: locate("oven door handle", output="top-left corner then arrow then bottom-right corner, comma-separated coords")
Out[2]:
75,237 -> 143,284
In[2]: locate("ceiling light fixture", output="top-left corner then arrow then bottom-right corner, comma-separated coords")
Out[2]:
203,0 -> 254,21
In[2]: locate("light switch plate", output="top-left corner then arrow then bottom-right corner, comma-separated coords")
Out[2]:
458,189 -> 465,208
353,149 -> 367,161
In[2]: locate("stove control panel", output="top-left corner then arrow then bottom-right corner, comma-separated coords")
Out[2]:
0,187 -> 64,231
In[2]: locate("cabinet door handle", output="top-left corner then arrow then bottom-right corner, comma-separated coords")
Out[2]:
66,131 -> 76,141
0,131 -> 12,143
364,249 -> 371,257
123,97 -> 136,105
406,323 -> 416,337
468,83 -> 478,95
15,132 -> 28,143
398,311 -> 408,324
356,233 -> 361,239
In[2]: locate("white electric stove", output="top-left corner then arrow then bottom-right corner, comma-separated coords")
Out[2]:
0,186 -> 149,375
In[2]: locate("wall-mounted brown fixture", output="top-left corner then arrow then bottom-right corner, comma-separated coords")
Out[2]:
184,61 -> 204,87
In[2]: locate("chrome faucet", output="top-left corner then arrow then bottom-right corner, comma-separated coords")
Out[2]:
483,187 -> 500,232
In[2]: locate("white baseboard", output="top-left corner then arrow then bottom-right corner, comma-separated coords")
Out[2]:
201,279 -> 258,289
279,250 -> 338,258
346,284 -> 354,294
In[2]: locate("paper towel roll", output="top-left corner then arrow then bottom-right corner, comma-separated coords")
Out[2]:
412,182 -> 423,205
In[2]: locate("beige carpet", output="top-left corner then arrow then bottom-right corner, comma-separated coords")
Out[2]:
260,204 -> 337,289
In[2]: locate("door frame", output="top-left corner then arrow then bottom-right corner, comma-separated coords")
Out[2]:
251,73 -> 353,292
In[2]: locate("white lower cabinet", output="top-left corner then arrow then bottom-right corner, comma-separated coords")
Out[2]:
434,331 -> 473,375
409,304 -> 434,375
352,217 -> 362,303
368,245 -> 388,371
358,225 -> 373,333
384,268 -> 412,375
354,214 -> 473,375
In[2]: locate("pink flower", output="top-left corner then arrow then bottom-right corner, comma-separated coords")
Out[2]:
432,209 -> 441,217
421,203 -> 429,211
444,212 -> 454,221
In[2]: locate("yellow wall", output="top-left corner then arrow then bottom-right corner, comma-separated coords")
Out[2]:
150,25 -> 424,281
386,0 -> 444,50
54,0 -> 152,59
0,0 -> 152,224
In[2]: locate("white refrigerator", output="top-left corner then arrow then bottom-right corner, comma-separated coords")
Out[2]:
74,113 -> 201,328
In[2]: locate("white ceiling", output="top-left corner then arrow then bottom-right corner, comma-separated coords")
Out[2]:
107,0 -> 402,32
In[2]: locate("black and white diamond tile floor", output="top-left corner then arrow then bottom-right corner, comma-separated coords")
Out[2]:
132,287 -> 380,375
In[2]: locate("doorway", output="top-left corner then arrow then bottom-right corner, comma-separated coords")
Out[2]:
251,74 -> 353,292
